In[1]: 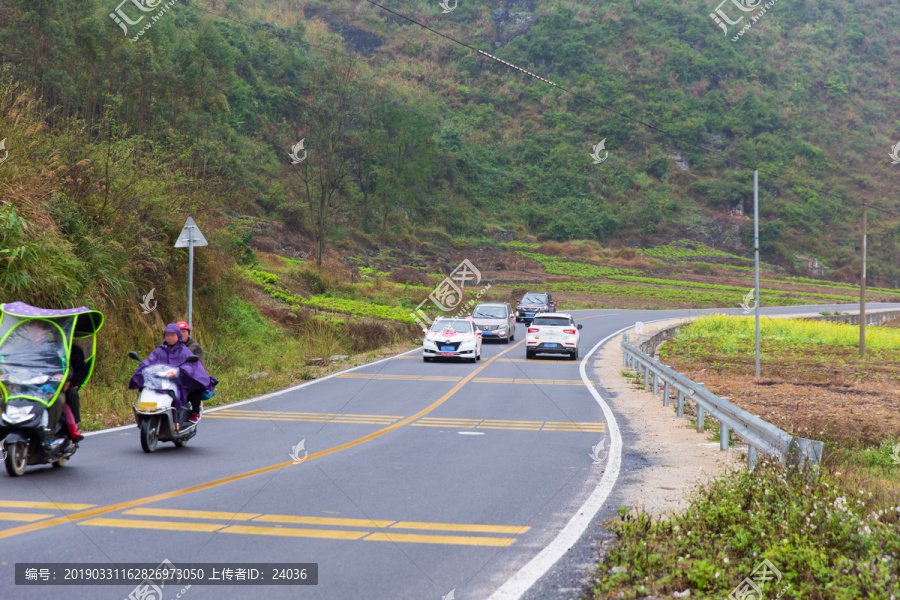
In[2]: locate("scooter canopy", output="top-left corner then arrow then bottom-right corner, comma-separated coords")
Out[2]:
0,302 -> 105,406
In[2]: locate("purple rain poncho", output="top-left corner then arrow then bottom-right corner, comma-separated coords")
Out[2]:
128,323 -> 217,407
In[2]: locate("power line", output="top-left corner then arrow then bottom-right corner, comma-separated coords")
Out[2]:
187,0 -> 898,219
360,0 -> 900,218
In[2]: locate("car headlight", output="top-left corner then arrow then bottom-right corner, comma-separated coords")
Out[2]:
2,405 -> 35,424
459,339 -> 475,348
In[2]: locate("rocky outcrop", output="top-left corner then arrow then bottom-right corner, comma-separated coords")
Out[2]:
491,0 -> 537,48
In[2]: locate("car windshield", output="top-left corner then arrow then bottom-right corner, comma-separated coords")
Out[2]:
473,306 -> 506,319
520,295 -> 547,305
532,316 -> 572,326
429,320 -> 472,333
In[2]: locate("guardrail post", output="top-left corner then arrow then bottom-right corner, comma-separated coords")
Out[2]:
695,383 -> 705,432
748,445 -> 758,471
643,365 -> 649,389
720,422 -> 729,451
676,391 -> 684,417
651,371 -> 658,395
662,380 -> 670,407
622,335 -> 629,366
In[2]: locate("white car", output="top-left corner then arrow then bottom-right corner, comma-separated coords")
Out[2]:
423,316 -> 483,363
525,312 -> 583,360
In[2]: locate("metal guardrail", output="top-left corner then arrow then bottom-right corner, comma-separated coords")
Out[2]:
621,333 -> 823,470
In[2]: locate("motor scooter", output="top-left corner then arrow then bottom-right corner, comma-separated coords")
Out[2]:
129,352 -> 201,453
0,302 -> 104,476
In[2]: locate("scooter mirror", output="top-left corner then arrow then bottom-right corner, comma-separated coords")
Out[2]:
184,355 -> 200,364
128,351 -> 140,361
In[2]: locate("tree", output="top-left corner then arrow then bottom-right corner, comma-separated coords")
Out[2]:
373,106 -> 435,243
289,53 -> 372,268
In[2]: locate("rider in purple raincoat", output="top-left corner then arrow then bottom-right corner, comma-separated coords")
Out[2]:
128,323 -> 217,419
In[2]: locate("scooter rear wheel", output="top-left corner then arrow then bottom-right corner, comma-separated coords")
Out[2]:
5,442 -> 28,477
140,419 -> 159,453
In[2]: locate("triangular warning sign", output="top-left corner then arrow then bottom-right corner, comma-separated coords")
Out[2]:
174,217 -> 208,248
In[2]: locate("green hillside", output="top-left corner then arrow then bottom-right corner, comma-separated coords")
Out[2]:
2,0 -> 899,283
2,0 -> 899,421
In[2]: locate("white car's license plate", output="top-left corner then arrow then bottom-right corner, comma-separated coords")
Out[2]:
440,346 -> 455,351
525,313 -> 534,317
544,343 -> 558,348
440,351 -> 454,357
482,331 -> 492,335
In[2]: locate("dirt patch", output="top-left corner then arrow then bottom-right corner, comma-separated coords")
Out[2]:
662,345 -> 900,448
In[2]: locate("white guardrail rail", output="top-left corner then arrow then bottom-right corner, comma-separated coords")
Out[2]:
621,333 -> 823,470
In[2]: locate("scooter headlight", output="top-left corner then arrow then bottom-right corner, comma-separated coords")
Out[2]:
2,405 -> 35,424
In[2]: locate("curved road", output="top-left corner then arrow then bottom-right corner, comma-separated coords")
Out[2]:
2,304 -> 896,599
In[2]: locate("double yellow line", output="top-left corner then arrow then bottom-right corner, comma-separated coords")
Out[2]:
0,340 -> 526,541
1,311 -> 613,542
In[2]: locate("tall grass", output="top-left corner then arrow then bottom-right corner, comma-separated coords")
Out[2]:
679,315 -> 900,351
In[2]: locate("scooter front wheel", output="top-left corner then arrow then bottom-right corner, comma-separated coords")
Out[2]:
140,418 -> 159,453
5,442 -> 28,477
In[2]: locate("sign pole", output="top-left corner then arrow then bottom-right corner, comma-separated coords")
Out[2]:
860,202 -> 867,357
188,227 -> 194,331
754,169 -> 760,378
174,217 -> 208,333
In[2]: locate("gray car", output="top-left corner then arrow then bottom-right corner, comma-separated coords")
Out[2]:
472,302 -> 516,344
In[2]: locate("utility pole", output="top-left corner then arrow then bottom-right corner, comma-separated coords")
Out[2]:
754,169 -> 760,378
860,202 -> 867,357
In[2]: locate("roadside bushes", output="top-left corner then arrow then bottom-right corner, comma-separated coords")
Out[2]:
588,463 -> 900,599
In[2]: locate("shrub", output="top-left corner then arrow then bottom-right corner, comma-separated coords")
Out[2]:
389,267 -> 429,286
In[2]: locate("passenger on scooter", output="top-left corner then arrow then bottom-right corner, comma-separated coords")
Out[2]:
176,321 -> 205,365
128,323 -> 215,425
62,344 -> 89,442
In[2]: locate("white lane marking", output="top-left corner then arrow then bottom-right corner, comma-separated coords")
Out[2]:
458,432 -> 485,436
486,316 -> 672,600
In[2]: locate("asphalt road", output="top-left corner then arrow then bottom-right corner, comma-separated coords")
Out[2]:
2,304 -> 896,600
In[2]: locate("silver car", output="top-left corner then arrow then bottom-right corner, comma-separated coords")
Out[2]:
472,302 -> 516,344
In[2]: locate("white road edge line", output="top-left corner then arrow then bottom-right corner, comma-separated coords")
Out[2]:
82,346 -> 424,438
486,317 -> 671,600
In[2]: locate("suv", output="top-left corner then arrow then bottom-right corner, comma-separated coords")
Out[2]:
472,302 -> 515,344
525,312 -> 582,360
515,292 -> 555,323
